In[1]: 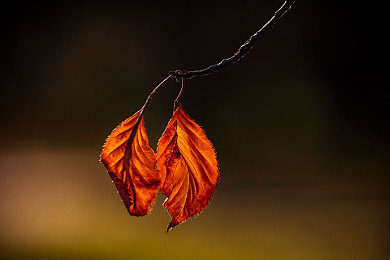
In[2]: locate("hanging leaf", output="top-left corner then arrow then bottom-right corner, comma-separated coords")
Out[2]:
157,102 -> 219,231
100,109 -> 160,216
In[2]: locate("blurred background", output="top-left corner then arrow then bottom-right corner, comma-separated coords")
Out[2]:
0,0 -> 388,259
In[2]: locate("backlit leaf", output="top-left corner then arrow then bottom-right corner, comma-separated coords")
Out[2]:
157,102 -> 219,231
100,109 -> 159,216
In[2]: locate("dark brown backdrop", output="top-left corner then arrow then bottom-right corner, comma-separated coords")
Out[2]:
1,1 -> 388,259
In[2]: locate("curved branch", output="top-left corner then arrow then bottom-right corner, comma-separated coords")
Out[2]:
170,0 -> 296,80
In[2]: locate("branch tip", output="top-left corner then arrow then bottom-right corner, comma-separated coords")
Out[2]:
171,0 -> 296,80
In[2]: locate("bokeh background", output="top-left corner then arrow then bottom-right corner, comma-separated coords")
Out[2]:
1,1 -> 388,259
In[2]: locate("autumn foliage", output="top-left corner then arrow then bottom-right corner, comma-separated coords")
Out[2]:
100,110 -> 160,216
98,0 -> 297,231
100,95 -> 219,231
157,102 -> 219,231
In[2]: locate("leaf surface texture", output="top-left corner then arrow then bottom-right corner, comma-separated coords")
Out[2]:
157,103 -> 219,230
101,110 -> 159,216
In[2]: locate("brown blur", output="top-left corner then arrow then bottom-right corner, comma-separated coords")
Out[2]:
1,1 -> 388,259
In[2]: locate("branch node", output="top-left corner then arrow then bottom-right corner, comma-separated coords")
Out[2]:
170,70 -> 184,81
170,0 -> 295,80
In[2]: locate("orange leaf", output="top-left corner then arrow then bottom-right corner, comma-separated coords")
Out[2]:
100,109 -> 160,216
157,102 -> 219,231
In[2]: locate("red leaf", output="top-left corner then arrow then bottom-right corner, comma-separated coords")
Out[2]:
157,102 -> 219,231
100,110 -> 159,216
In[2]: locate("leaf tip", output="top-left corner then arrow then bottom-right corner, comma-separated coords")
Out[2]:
166,222 -> 177,233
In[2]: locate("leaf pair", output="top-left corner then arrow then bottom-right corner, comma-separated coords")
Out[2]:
100,102 -> 219,231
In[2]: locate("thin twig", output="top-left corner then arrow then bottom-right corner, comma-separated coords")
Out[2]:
170,0 -> 296,80
141,74 -> 172,113
173,78 -> 185,111
175,78 -> 185,103
124,74 -> 172,176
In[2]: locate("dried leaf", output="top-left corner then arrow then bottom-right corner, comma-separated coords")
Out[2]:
157,102 -> 219,231
100,110 -> 159,216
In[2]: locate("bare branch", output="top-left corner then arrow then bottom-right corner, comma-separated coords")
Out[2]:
170,0 -> 296,80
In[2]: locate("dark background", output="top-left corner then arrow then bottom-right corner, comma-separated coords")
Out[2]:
1,1 -> 388,259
